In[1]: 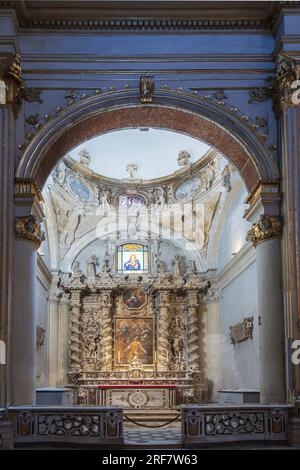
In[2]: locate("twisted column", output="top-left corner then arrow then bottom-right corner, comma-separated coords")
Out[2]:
99,292 -> 113,371
69,291 -> 82,371
186,290 -> 200,371
157,291 -> 170,371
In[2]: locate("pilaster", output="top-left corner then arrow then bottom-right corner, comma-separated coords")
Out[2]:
204,288 -> 222,402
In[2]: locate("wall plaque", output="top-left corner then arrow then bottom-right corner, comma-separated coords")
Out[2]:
229,316 -> 254,345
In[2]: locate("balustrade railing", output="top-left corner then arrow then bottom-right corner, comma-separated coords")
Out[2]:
182,404 -> 293,445
0,404 -> 297,448
6,406 -> 123,447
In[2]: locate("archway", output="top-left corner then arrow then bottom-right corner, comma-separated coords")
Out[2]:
12,91 -> 285,408
15,90 -> 279,191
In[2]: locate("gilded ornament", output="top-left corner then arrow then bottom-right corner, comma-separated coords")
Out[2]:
25,113 -> 39,126
139,75 -> 154,103
213,89 -> 227,104
268,54 -> 300,116
15,215 -> 45,246
0,53 -> 22,114
248,87 -> 268,103
19,87 -> 43,103
246,215 -> 281,246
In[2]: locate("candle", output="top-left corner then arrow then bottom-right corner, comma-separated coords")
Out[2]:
118,351 -> 121,363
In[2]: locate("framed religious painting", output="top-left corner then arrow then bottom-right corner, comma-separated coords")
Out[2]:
114,318 -> 154,366
122,288 -> 147,310
117,243 -> 149,274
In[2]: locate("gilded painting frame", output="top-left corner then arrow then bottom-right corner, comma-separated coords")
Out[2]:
114,317 -> 155,367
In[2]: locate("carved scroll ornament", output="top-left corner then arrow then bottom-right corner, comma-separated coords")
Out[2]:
269,54 -> 300,115
15,215 -> 45,246
246,215 -> 281,247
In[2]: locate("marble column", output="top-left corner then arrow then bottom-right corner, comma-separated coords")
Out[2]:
186,290 -> 200,371
12,230 -> 40,405
99,292 -> 113,371
69,290 -> 82,373
204,289 -> 222,402
58,296 -> 70,386
247,216 -> 285,403
157,291 -> 170,371
47,290 -> 60,386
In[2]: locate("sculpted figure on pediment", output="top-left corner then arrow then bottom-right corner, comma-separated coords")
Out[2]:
87,255 -> 97,278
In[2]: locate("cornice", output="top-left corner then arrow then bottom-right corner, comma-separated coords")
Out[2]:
63,148 -> 219,189
214,241 -> 256,291
15,18 -> 272,32
0,1 -> 290,32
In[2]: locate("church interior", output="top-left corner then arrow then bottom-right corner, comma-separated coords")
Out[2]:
0,0 -> 300,450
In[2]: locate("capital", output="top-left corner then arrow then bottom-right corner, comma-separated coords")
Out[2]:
246,215 -> 281,247
15,215 -> 45,247
268,54 -> 300,116
204,288 -> 220,303
157,291 -> 170,307
0,54 -> 22,114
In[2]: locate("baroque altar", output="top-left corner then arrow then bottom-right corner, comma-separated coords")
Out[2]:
61,246 -> 209,409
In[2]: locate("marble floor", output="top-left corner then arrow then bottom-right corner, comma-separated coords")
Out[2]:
124,419 -> 182,446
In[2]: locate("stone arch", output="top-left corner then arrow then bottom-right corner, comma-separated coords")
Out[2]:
61,226 -> 206,274
16,90 -> 279,193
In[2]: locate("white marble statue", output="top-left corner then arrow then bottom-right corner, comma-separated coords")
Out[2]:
55,161 -> 66,185
78,148 -> 91,167
126,163 -> 138,178
99,187 -> 112,211
172,255 -> 181,277
165,185 -> 174,207
177,150 -> 191,167
203,163 -> 215,190
186,259 -> 197,275
101,258 -> 111,274
87,255 -> 97,277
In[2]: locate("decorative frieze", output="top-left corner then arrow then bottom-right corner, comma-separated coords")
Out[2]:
229,316 -> 254,345
7,16 -> 272,31
246,215 -> 281,247
15,215 -> 45,246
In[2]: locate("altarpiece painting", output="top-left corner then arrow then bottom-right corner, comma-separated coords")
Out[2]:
114,318 -> 154,366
